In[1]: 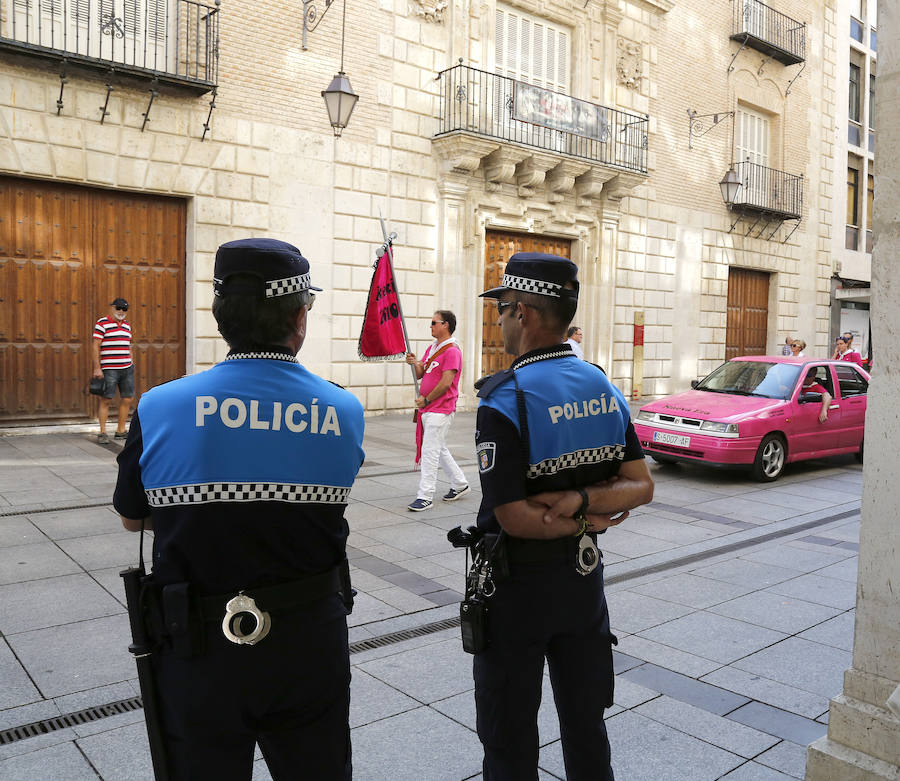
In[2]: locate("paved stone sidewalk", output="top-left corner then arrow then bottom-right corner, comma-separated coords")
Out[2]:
0,413 -> 862,780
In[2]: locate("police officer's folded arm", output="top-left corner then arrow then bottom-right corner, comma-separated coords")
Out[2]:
530,459 -> 654,528
494,499 -> 581,539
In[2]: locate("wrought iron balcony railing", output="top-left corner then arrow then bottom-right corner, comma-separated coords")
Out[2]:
0,0 -> 219,92
435,63 -> 648,175
730,160 -> 803,220
731,0 -> 805,66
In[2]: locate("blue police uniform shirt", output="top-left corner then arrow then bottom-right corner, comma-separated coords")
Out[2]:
114,350 -> 365,595
475,345 -> 643,532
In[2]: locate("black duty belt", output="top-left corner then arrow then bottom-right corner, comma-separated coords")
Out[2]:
197,567 -> 342,622
505,533 -> 599,565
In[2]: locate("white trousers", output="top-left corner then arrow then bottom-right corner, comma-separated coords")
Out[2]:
417,411 -> 468,500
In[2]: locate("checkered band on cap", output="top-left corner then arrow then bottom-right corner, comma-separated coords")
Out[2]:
265,273 -> 312,298
527,444 -> 626,479
146,482 -> 350,506
501,273 -> 563,298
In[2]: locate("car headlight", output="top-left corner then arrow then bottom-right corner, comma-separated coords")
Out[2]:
637,410 -> 655,421
700,421 -> 739,434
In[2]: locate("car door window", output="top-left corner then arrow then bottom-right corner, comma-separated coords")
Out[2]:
835,365 -> 868,398
798,365 -> 834,399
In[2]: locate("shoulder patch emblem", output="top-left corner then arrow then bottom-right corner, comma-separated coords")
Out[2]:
477,442 -> 496,473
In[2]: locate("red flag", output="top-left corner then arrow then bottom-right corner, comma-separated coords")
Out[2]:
358,245 -> 407,361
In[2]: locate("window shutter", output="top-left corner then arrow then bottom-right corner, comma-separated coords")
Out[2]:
494,4 -> 570,92
495,8 -> 504,73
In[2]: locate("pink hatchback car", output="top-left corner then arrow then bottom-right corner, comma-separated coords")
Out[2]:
633,356 -> 869,481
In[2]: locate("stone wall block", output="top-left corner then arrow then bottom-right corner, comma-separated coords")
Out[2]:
14,140 -> 53,176
84,123 -> 120,154
182,139 -> 220,168
51,146 -> 86,180
232,201 -> 269,229
120,128 -> 154,159
43,115 -> 84,148
9,110 -> 46,143
12,79 -> 49,112
215,171 -> 253,201
236,147 -> 270,176
152,135 -> 190,165
212,145 -> 236,172
0,138 -> 19,171
117,157 -> 149,189
145,162 -> 179,192
251,122 -> 272,150
173,165 -> 207,194
196,196 -> 232,226
84,151 -> 117,184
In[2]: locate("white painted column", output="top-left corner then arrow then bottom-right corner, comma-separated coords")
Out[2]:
805,2 -> 900,777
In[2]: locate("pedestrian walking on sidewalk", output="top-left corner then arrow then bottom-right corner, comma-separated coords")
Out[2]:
92,298 -> 134,444
467,253 -> 654,780
113,238 -> 365,780
405,310 -> 469,511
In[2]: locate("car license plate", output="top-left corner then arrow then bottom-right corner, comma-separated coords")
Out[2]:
653,431 -> 691,448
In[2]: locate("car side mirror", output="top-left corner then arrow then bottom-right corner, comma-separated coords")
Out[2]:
690,380 -> 699,389
799,392 -> 823,404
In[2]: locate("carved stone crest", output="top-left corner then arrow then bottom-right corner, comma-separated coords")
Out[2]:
410,0 -> 447,23
616,38 -> 643,90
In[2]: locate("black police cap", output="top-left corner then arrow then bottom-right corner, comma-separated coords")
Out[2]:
111,297 -> 129,308
213,238 -> 322,299
479,252 -> 579,300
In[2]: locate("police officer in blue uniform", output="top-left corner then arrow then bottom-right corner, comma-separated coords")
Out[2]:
114,238 -> 365,780
471,253 -> 654,780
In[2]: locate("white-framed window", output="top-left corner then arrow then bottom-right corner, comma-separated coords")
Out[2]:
494,4 -> 570,93
737,107 -> 770,166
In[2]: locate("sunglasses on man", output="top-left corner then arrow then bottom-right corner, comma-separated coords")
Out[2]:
115,305 -> 128,312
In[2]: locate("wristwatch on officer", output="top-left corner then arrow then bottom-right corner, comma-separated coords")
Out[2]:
573,488 -> 589,536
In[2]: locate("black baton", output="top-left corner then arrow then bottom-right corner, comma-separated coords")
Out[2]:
121,565 -> 170,781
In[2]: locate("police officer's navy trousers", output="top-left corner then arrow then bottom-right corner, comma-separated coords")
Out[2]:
473,560 -> 616,781
153,595 -> 351,780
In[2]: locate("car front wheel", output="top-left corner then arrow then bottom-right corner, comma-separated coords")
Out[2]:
752,434 -> 787,482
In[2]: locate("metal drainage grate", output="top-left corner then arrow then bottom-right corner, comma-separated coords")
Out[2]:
0,697 -> 143,746
0,500 -> 113,518
349,616 -> 460,654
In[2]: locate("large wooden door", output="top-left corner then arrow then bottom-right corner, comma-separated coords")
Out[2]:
482,231 -> 572,376
726,267 -> 769,360
0,178 -> 186,423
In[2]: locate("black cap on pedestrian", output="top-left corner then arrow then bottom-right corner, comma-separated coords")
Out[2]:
111,297 -> 128,309
479,252 -> 579,300
213,238 -> 322,299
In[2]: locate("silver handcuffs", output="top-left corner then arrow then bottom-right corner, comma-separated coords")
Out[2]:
221,592 -> 271,646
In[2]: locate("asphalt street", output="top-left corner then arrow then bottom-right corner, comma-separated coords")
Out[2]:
0,411 -> 862,780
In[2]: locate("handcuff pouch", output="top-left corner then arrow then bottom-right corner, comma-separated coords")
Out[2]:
460,597 -> 488,654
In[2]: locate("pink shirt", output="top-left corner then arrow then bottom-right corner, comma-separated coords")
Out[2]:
840,351 -> 863,366
420,341 -> 462,414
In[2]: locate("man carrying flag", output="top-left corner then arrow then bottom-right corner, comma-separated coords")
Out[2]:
405,311 -> 469,511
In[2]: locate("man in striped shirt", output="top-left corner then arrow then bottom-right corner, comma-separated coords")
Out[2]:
93,298 -> 135,444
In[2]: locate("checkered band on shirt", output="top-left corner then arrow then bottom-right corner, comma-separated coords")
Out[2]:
265,274 -> 312,298
527,444 -> 626,479
501,273 -> 563,298
145,483 -> 350,506
224,352 -> 298,364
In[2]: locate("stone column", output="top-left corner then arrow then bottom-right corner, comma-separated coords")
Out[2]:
436,175 -> 477,409
805,2 -> 900,778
